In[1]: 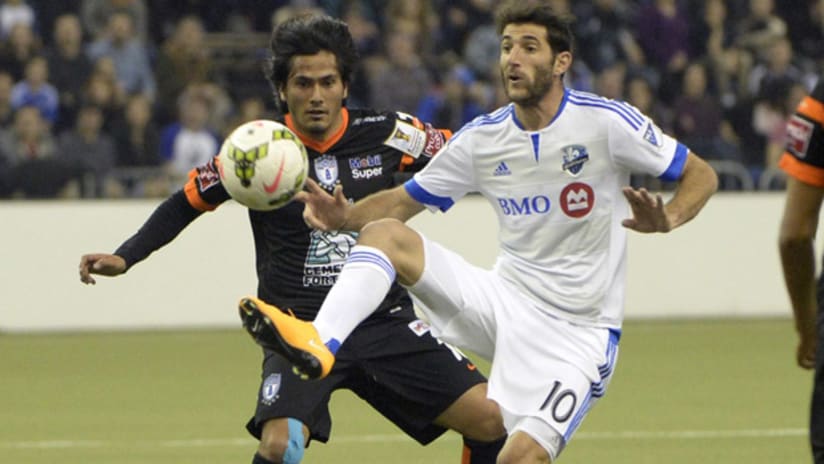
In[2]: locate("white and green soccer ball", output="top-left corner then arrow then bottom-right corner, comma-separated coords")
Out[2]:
218,120 -> 309,211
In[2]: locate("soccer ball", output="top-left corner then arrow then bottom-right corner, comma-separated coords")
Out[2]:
217,120 -> 309,211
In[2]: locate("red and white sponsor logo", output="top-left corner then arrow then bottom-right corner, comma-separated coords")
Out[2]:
422,125 -> 445,157
786,115 -> 814,158
560,182 -> 594,218
197,162 -> 221,191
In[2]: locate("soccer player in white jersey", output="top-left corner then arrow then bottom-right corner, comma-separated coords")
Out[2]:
238,1 -> 718,462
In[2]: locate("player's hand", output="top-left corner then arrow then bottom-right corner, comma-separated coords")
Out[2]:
78,253 -> 127,285
294,178 -> 349,231
620,187 -> 673,233
796,328 -> 818,370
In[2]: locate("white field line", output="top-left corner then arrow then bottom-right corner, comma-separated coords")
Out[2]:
0,428 -> 807,450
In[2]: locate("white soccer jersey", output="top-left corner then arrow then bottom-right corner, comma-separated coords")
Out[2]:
405,88 -> 688,327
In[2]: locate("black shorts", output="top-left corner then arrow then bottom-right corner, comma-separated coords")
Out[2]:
245,305 -> 487,445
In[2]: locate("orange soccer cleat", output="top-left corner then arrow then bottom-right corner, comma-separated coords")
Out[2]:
239,296 -> 335,380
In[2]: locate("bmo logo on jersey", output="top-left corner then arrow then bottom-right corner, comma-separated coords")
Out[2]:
560,182 -> 595,218
497,195 -> 552,216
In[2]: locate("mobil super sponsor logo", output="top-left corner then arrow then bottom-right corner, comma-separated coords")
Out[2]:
497,182 -> 595,218
348,154 -> 384,180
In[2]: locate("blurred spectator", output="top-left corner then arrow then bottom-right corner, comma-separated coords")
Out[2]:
155,15 -> 215,125
688,0 -> 734,62
748,37 -> 815,98
26,0 -> 81,45
574,0 -> 645,73
671,61 -> 741,162
110,94 -> 163,195
178,82 -> 233,135
10,56 -> 59,125
159,94 -> 220,178
784,0 -> 824,64
462,23 -> 499,81
384,0 -> 440,64
86,11 -> 156,100
225,95 -> 271,136
0,105 -> 70,197
369,29 -> 433,114
593,62 -> 627,101
417,63 -> 488,131
337,1 -> 381,106
735,0 -> 787,57
57,104 -> 118,197
111,94 -> 159,167
439,0 -> 495,58
0,22 -> 43,81
82,0 -> 148,42
625,73 -> 672,133
46,13 -> 94,133
753,79 -> 807,168
0,0 -> 35,38
635,0 -> 690,104
82,70 -> 126,133
0,71 -> 14,127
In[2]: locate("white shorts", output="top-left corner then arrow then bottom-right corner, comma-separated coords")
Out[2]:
408,234 -> 621,460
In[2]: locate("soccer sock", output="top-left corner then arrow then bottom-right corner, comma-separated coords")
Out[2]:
313,245 -> 395,353
251,452 -> 277,464
461,436 -> 506,464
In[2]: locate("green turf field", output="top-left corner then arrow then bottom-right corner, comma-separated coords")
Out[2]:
0,318 -> 814,463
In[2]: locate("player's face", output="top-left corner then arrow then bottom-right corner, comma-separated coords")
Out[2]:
280,51 -> 348,140
499,23 -> 570,107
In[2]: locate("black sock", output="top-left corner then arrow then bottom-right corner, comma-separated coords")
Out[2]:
462,436 -> 506,464
252,452 -> 278,464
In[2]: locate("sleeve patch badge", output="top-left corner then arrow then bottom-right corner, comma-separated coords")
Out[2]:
384,120 -> 427,158
786,115 -> 814,158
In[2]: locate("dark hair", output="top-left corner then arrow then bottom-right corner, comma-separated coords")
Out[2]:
265,14 -> 359,112
494,0 -> 575,54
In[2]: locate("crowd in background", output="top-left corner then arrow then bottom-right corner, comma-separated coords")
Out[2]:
0,0 -> 821,198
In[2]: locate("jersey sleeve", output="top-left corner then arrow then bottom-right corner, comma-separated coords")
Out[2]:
608,105 -> 688,182
779,83 -> 824,187
403,131 -> 475,212
382,111 -> 451,173
182,156 -> 232,211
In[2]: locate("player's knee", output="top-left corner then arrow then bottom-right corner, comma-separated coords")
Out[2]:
258,418 -> 306,464
496,433 -> 552,464
360,218 -> 411,251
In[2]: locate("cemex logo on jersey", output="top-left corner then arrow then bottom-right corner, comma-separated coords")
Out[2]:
787,115 -> 814,158
348,154 -> 384,180
561,145 -> 589,176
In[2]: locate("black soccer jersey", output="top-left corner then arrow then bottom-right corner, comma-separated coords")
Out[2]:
182,108 -> 449,319
780,82 -> 824,186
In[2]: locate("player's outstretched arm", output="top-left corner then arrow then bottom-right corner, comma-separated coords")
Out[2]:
622,152 -> 717,233
79,254 -> 127,285
296,178 -> 424,232
778,177 -> 822,369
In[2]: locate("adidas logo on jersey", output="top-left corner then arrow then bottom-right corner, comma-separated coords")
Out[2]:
493,162 -> 511,176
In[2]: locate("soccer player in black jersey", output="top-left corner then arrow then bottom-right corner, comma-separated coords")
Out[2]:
78,13 -> 505,464
778,80 -> 824,464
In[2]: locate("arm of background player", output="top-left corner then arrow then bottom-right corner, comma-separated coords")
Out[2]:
778,177 -> 822,369
79,191 -> 202,284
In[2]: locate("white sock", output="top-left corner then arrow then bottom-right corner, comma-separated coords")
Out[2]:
313,245 -> 395,353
